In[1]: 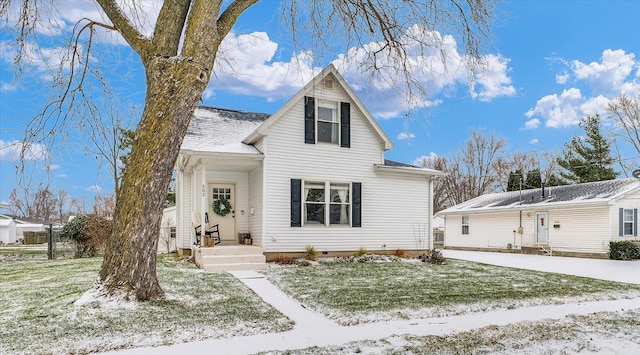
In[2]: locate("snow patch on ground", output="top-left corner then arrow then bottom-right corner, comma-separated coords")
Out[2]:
74,282 -> 139,310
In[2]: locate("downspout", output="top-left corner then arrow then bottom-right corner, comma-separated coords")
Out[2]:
200,162 -> 207,244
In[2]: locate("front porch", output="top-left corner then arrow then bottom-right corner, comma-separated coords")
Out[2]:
194,245 -> 268,272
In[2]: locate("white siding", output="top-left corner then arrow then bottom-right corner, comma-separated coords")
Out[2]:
262,81 -> 431,252
445,204 -> 620,254
610,190 -> 640,241
445,211 -> 527,249
175,171 -> 193,250
546,206 -> 610,253
193,171 -> 251,237
249,164 -> 264,247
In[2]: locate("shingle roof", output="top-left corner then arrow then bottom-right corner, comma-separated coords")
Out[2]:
383,159 -> 417,168
181,106 -> 271,154
440,178 -> 640,214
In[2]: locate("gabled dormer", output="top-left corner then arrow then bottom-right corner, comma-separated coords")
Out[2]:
243,64 -> 393,152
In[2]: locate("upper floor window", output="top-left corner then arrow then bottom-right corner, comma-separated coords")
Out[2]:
304,96 -> 350,148
317,100 -> 339,144
462,216 -> 469,235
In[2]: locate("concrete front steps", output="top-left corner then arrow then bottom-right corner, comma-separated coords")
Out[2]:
194,245 -> 268,272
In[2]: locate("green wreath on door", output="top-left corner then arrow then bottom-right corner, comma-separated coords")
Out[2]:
212,197 -> 233,217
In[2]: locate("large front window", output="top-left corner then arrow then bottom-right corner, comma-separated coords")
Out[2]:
317,100 -> 339,144
623,209 -> 634,235
304,181 -> 350,226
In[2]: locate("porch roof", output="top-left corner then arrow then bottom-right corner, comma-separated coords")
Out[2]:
181,106 -> 270,155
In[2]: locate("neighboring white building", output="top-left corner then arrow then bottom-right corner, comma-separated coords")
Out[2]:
159,206 -> 177,253
0,216 -> 17,244
174,65 -> 444,266
438,179 -> 640,258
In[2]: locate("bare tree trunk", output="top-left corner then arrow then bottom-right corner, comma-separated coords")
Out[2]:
98,57 -> 208,300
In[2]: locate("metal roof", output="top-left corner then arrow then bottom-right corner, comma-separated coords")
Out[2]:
439,178 -> 640,214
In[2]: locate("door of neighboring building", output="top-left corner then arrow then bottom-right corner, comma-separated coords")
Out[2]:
536,212 -> 548,244
208,183 -> 236,244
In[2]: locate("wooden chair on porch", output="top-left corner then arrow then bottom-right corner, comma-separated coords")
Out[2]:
191,212 -> 221,246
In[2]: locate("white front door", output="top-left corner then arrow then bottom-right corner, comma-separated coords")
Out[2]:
536,212 -> 548,244
208,184 -> 236,243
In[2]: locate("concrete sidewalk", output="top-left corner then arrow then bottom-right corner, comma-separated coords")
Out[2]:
442,249 -> 640,284
106,267 -> 640,355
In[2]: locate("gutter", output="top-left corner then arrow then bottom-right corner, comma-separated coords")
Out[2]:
374,164 -> 447,177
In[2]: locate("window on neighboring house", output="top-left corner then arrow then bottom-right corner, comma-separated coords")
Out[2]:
623,208 -> 634,235
303,181 -> 350,226
317,100 -> 339,144
462,216 -> 469,235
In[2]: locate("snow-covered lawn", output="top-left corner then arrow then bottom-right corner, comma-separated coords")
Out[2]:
263,258 -> 640,325
256,309 -> 640,354
2,252 -> 638,354
0,255 -> 293,354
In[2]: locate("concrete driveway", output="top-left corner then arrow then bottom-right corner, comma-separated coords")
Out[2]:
442,249 -> 640,284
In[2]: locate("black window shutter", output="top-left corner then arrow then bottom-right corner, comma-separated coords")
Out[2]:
619,208 -> 624,236
634,208 -> 638,237
291,179 -> 302,227
340,102 -> 350,148
352,182 -> 361,227
304,96 -> 315,144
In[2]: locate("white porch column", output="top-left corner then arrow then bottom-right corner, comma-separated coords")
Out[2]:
428,176 -> 435,250
200,162 -> 207,241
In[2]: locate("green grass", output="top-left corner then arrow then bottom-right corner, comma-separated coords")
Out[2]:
0,254 -> 293,354
264,259 -> 640,324
0,246 -> 48,256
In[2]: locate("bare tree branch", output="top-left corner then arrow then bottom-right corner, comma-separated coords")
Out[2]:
95,0 -> 153,62
152,0 -> 191,56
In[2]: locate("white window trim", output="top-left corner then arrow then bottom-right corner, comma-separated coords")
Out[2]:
462,215 -> 469,235
623,208 -> 634,236
302,180 -> 351,227
316,99 -> 340,145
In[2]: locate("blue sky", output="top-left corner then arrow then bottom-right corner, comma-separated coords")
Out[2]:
1,0 -> 639,209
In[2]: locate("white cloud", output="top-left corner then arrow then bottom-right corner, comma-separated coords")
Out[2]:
527,49 -> 640,129
4,1 -> 159,43
397,132 -> 416,140
210,32 -> 320,101
48,164 -> 60,170
6,5 -> 515,120
469,54 -> 516,102
526,88 -> 584,128
556,71 -> 570,84
209,26 -> 514,119
523,118 -> 540,130
86,185 -> 102,192
57,174 -> 67,178
0,139 -> 48,161
572,49 -> 637,97
0,81 -> 17,92
529,138 -> 539,144
579,95 -> 611,117
412,152 -> 439,167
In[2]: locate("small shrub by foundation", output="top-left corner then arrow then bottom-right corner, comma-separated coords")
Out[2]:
355,247 -> 370,257
304,245 -> 318,261
609,240 -> 640,260
419,249 -> 445,264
